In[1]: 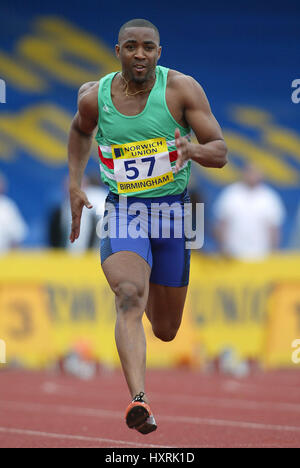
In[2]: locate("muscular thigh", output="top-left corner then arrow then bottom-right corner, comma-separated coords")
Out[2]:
102,251 -> 151,306
145,283 -> 188,330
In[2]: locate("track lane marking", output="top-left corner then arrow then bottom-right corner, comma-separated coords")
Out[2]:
36,382 -> 300,413
0,427 -> 172,448
1,400 -> 300,433
151,393 -> 300,412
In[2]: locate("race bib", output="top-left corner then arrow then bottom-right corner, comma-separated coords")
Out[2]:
111,137 -> 174,194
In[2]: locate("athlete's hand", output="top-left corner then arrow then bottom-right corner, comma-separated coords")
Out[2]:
69,187 -> 93,243
174,128 -> 192,174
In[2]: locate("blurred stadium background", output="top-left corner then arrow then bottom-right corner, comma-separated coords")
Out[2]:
0,0 -> 300,376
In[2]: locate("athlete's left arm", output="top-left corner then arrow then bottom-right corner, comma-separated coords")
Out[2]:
175,76 -> 228,173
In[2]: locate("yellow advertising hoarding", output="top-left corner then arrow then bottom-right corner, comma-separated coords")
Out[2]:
0,251 -> 300,369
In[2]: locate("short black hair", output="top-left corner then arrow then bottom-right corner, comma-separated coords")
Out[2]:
118,19 -> 160,44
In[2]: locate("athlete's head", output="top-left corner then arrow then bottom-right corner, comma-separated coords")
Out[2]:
116,19 -> 162,84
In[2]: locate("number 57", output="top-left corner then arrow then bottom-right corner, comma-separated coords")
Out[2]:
124,157 -> 155,180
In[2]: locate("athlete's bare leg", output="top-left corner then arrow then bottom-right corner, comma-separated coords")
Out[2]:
145,283 -> 188,342
102,251 -> 151,402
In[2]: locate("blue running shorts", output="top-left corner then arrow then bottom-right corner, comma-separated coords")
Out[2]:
100,190 -> 191,287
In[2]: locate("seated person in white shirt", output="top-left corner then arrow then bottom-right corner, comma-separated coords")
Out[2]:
213,164 -> 285,261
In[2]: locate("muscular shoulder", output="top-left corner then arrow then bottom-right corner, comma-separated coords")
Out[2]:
167,69 -> 209,109
167,69 -> 203,92
77,81 -> 99,119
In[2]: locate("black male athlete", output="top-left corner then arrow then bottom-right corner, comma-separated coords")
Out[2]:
68,18 -> 227,434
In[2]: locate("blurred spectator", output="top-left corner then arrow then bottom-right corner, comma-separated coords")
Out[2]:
213,164 -> 285,261
0,172 -> 27,254
49,172 -> 108,253
289,205 -> 300,249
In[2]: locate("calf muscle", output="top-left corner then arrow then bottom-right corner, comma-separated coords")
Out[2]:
102,252 -> 151,399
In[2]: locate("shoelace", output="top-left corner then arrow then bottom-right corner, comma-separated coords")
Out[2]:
133,391 -> 145,402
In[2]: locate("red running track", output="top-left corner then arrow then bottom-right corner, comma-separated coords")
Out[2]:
0,368 -> 300,448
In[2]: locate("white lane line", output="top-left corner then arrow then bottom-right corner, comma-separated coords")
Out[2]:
221,380 -> 300,397
0,426 -> 295,449
162,415 -> 300,432
38,382 -> 300,413
38,381 -> 300,413
0,427 -> 171,448
1,400 -> 300,433
150,393 -> 300,413
1,401 -> 121,419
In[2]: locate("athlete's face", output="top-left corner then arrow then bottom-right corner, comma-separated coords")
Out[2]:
116,27 -> 162,83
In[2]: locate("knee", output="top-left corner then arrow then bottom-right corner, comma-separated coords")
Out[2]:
153,325 -> 179,342
114,281 -> 143,313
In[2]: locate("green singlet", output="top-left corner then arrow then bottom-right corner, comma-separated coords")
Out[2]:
95,65 -> 192,197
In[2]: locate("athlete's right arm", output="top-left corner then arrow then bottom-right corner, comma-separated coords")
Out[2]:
68,82 -> 98,243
